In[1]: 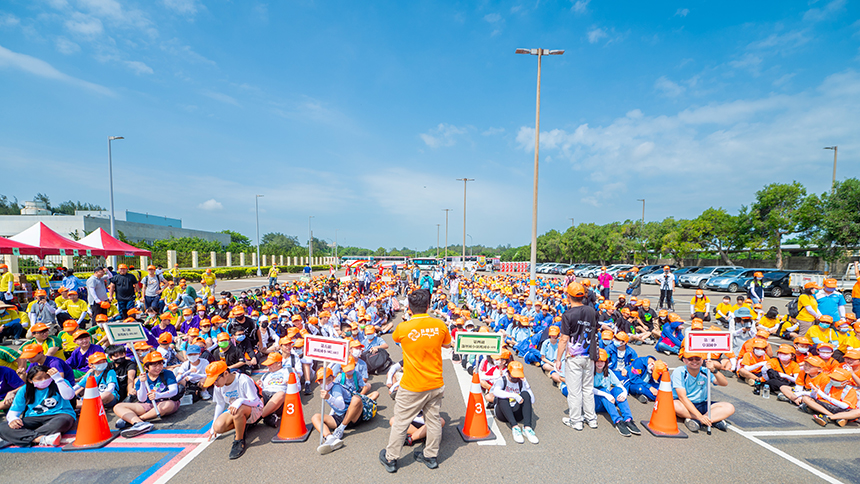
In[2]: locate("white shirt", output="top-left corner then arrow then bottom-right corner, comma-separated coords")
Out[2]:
260,368 -> 291,393
212,373 -> 262,424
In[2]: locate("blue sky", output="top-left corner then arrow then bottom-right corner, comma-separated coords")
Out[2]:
1,0 -> 858,251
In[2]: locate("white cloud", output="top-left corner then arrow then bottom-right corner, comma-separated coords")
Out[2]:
729,53 -> 763,75
0,44 -> 113,95
0,13 -> 20,27
675,8 -> 689,17
654,76 -> 685,97
587,27 -> 607,44
160,38 -> 216,66
55,37 -> 81,54
571,0 -> 590,14
125,60 -> 153,75
201,90 -> 240,106
803,0 -> 846,22
65,12 -> 103,37
162,0 -> 200,16
773,73 -> 796,87
420,123 -> 469,148
482,127 -> 505,136
484,13 -> 501,23
198,199 -> 223,210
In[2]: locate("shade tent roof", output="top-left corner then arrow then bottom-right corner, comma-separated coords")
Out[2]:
0,237 -> 49,258
9,222 -> 107,258
79,228 -> 151,257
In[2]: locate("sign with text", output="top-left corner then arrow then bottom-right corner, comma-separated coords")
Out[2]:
455,332 -> 503,355
105,322 -> 147,345
304,335 -> 349,365
686,331 -> 732,353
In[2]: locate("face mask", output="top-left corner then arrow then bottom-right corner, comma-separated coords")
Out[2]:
820,323 -> 831,330
296,350 -> 304,357
218,341 -> 230,349
33,379 -> 52,389
797,346 -> 809,354
840,327 -> 850,333
324,382 -> 334,391
236,335 -> 246,342
647,362 -> 655,372
198,312 -> 206,318
188,355 -> 200,363
94,362 -> 108,372
819,351 -> 833,359
351,349 -> 362,357
184,316 -> 192,321
753,349 -> 765,357
343,331 -> 352,337
778,354 -> 791,363
831,381 -> 845,388
112,357 -> 126,365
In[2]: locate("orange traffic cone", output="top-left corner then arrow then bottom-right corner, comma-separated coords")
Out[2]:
63,375 -> 120,451
457,372 -> 496,442
641,369 -> 688,439
271,372 -> 311,443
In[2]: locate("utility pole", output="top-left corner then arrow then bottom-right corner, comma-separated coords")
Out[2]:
569,218 -> 575,227
436,224 -> 440,258
456,179 -> 474,271
824,146 -> 837,193
442,208 -> 453,261
637,199 -> 645,224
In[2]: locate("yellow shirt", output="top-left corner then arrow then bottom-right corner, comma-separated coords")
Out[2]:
758,316 -> 780,329
60,299 -> 89,319
268,267 -> 279,278
59,331 -> 79,354
805,325 -> 839,346
54,295 -> 68,307
161,286 -> 178,302
715,302 -> 733,319
838,333 -> 860,354
202,274 -> 216,287
691,296 -> 710,313
32,273 -> 51,290
797,294 -> 818,322
0,272 -> 14,292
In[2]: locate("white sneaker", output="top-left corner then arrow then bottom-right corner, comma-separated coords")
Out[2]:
200,390 -> 212,400
586,419 -> 598,429
329,436 -> 344,452
511,426 -> 524,444
523,427 -> 539,444
121,421 -> 153,438
317,435 -> 338,455
562,417 -> 583,431
38,432 -> 61,447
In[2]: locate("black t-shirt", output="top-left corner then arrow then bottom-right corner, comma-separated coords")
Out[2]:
217,345 -> 242,367
110,273 -> 138,301
110,358 -> 137,399
559,305 -> 599,361
638,308 -> 657,330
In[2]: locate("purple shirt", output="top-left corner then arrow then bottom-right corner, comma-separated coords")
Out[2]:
180,315 -> 201,334
66,344 -> 105,372
0,366 -> 23,399
28,355 -> 75,388
150,324 -> 178,339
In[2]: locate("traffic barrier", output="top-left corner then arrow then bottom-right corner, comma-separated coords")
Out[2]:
457,372 -> 496,442
63,376 -> 120,450
641,369 -> 687,438
271,372 -> 311,443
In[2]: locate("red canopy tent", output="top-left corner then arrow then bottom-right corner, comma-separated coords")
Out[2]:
0,236 -> 49,258
9,222 -> 107,258
79,228 -> 151,257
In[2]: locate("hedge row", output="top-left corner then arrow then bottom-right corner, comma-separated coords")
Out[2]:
70,266 -> 330,283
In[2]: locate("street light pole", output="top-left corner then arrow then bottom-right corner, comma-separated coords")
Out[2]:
516,47 -> 563,302
442,208 -> 453,261
335,229 -> 338,261
436,224 -> 440,258
824,146 -> 837,193
569,218 -> 575,227
456,179 -> 474,271
107,136 -> 124,238
308,216 -> 314,265
637,199 -> 645,224
255,195 -> 263,276
467,234 -> 473,256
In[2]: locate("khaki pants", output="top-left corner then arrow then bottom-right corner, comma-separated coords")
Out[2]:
385,386 -> 444,460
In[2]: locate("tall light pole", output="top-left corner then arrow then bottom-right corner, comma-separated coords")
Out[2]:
516,47 -> 563,301
436,224 -> 440,258
569,218 -> 575,227
442,208 -> 453,260
107,136 -> 124,238
334,229 -> 338,262
255,195 -> 263,276
456,178 -> 474,270
467,234 -> 473,256
637,199 -> 645,224
824,146 -> 837,193
308,216 -> 314,264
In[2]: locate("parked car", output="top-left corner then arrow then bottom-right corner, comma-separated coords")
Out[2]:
583,264 -> 624,278
705,268 -> 777,293
636,265 -> 674,284
734,270 -> 822,298
549,264 -> 573,274
607,264 -> 634,276
575,265 -> 599,277
641,265 -> 690,285
615,266 -> 641,281
673,266 -> 701,285
678,266 -> 742,289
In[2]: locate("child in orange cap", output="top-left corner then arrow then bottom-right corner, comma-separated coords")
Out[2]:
780,356 -> 828,405
765,344 -> 800,402
672,352 -> 734,433
113,352 -> 180,438
738,339 -> 771,389
491,361 -> 538,444
801,367 -> 858,426
540,326 -> 564,385
205,360 -> 263,459
593,349 -> 640,437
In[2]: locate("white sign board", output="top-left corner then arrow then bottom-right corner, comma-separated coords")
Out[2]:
686,331 -> 732,353
105,322 -> 147,345
303,335 -> 349,365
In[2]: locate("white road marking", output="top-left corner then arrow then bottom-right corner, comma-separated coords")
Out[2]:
443,348 -> 506,446
744,428 -> 860,437
728,425 -> 845,484
155,438 -> 215,484
119,437 -> 208,443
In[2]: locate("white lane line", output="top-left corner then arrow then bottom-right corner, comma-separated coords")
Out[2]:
119,437 -> 209,443
745,429 -> 860,437
728,425 -> 844,484
443,348 -> 506,446
155,438 -> 215,484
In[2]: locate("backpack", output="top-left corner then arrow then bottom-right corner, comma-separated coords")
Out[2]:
786,298 -> 800,319
364,348 -> 393,375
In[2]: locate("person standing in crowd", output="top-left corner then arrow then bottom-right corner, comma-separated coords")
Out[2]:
380,289 -> 450,473
109,264 -> 139,320
816,278 -> 846,323
597,267 -> 613,300
0,264 -> 15,306
86,267 -> 109,324
555,282 -> 599,431
852,262 -> 860,317
656,266 -> 675,311
747,272 -> 765,306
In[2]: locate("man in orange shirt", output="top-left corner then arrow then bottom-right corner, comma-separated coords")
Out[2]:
381,289 -> 451,473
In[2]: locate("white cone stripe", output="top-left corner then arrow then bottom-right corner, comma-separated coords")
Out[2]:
83,387 -> 100,399
470,382 -> 482,394
286,382 -> 299,394
658,380 -> 672,393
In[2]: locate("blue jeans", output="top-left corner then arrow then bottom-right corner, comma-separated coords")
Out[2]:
117,299 -> 135,320
656,341 -> 679,355
627,381 -> 657,401
268,277 -> 277,287
0,321 -> 25,340
853,298 -> 859,318
594,387 -> 633,423
144,296 -> 162,313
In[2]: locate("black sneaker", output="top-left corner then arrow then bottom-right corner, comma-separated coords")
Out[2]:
712,420 -> 728,432
413,448 -> 438,469
303,382 -> 312,396
636,394 -> 649,404
379,449 -> 398,473
263,413 -> 280,428
624,420 -> 642,435
615,421 -> 632,437
229,439 -> 246,460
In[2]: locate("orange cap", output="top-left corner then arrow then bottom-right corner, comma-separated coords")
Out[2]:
597,348 -> 608,361
293,338 -> 304,348
752,339 -> 768,349
31,323 -> 49,333
843,349 -> 860,360
819,315 -> 834,324
143,351 -> 164,365
548,326 -> 560,336
182,308 -> 193,316
805,356 -> 825,368
72,329 -> 89,340
203,360 -> 228,386
823,278 -> 838,288
133,342 -> 152,351
566,282 -> 586,297
95,314 -> 108,322
342,358 -> 356,372
615,331 -> 629,343
507,361 -> 525,378
88,352 -> 107,365
794,336 -> 812,346
315,367 -> 334,382
756,329 -> 770,339
62,320 -> 79,332
217,332 -> 231,342
100,301 -> 111,309
830,367 -> 852,381
262,353 -> 283,366
777,344 -> 795,354
20,343 -> 44,359
158,333 -> 173,344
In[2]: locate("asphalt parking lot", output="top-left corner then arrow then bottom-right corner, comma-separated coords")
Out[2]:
1,272 -> 856,484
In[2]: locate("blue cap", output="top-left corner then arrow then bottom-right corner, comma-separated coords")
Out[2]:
734,307 -> 752,319
186,344 -> 201,354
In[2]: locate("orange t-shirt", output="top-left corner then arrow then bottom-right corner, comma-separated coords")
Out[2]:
392,314 -> 451,393
852,280 -> 860,300
825,384 -> 858,409
795,371 -> 827,390
767,358 -> 800,377
821,357 -> 840,373
741,352 -> 768,374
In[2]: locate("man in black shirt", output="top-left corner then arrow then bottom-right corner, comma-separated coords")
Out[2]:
109,264 -> 139,320
555,282 -> 599,432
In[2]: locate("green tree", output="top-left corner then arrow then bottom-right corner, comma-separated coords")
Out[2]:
749,182 -> 807,269
220,230 -> 252,247
814,178 -> 860,262
0,195 -> 20,215
691,208 -> 748,265
660,219 -> 701,265
536,229 -> 563,262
